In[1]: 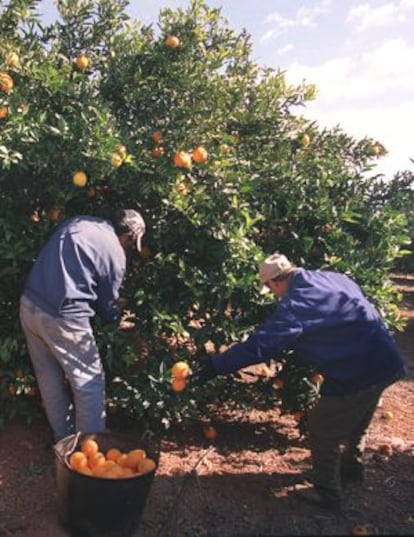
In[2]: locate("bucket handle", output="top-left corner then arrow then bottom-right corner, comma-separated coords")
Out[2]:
54,431 -> 82,467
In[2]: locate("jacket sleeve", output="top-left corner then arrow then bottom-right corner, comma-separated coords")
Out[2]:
211,304 -> 303,375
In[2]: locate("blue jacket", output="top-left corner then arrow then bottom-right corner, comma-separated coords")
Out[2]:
212,269 -> 406,396
23,216 -> 126,323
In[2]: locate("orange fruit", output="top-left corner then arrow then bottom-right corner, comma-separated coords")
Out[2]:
124,449 -> 146,470
273,378 -> 284,389
106,447 -> 122,462
0,106 -> 8,119
0,72 -> 13,93
6,52 -> 20,69
151,131 -> 163,144
152,146 -> 165,158
81,438 -> 99,457
173,150 -> 192,169
121,467 -> 135,478
116,453 -> 129,468
165,35 -> 180,49
192,146 -> 208,164
173,182 -> 189,196
88,452 -> 106,469
111,152 -> 123,167
92,460 -> 123,479
219,143 -> 230,154
171,378 -> 187,392
73,170 -> 88,187
137,457 -> 156,474
171,361 -> 191,380
75,54 -> 89,70
301,133 -> 310,147
69,451 -> 88,471
202,425 -> 217,441
115,453 -> 128,468
77,465 -> 93,476
115,143 -> 127,157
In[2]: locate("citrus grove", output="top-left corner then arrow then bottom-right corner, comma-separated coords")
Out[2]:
0,0 -> 413,434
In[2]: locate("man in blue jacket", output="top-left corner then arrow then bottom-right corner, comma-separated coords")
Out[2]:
194,252 -> 406,510
19,209 -> 146,442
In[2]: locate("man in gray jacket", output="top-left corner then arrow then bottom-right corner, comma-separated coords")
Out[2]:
19,209 -> 145,442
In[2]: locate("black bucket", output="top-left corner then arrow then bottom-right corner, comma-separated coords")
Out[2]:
54,430 -> 160,537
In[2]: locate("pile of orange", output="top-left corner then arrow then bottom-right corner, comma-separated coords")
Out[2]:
68,438 -> 156,479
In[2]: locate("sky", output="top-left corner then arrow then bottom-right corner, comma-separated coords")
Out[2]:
37,0 -> 414,178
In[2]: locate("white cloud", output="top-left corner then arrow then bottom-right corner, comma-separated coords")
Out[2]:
283,38 -> 414,175
285,39 -> 414,100
276,44 -> 294,55
304,100 -> 414,175
346,0 -> 414,31
261,0 -> 331,42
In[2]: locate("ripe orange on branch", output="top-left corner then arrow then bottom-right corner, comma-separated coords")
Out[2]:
192,146 -> 208,163
73,170 -> 88,187
151,131 -> 163,144
115,143 -> 127,157
111,152 -> 123,167
0,106 -> 8,119
6,52 -> 20,69
301,133 -> 311,147
173,182 -> 189,196
165,35 -> 180,49
0,72 -> 13,93
75,54 -> 89,70
173,150 -> 192,169
171,361 -> 191,379
171,378 -> 187,392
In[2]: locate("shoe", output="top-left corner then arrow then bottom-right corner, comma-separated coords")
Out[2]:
291,483 -> 342,511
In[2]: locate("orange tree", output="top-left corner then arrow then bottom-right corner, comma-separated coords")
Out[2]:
0,0 -> 412,431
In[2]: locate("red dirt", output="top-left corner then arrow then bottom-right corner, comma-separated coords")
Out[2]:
1,281 -> 413,537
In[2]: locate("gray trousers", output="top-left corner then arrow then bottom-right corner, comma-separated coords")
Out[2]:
19,295 -> 106,441
308,377 -> 399,496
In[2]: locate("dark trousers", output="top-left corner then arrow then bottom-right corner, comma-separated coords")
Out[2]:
307,375 -> 402,497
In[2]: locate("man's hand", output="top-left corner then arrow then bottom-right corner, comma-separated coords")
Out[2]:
119,309 -> 136,330
119,319 -> 135,330
192,354 -> 217,386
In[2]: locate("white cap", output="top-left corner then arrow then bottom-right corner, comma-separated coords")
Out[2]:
258,252 -> 295,294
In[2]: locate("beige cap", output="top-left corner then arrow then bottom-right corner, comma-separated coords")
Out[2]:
258,252 -> 295,294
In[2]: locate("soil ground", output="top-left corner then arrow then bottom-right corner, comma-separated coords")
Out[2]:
1,275 -> 413,537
